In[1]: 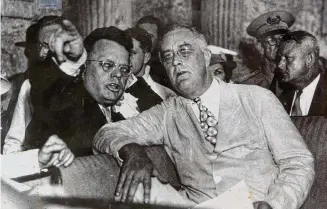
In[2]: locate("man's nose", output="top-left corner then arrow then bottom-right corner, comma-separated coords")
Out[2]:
110,66 -> 122,79
172,53 -> 182,66
278,57 -> 286,70
39,47 -> 49,58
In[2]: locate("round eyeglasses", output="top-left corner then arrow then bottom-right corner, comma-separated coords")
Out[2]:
86,60 -> 131,77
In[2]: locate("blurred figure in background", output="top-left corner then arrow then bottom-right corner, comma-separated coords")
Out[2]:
247,10 -> 295,93
124,27 -> 175,113
136,15 -> 172,90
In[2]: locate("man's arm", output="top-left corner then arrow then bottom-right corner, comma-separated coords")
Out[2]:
259,89 -> 315,209
3,80 -> 32,154
93,100 -> 169,203
93,100 -> 167,158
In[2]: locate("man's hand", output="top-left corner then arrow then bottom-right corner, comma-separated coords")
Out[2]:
38,135 -> 75,169
115,143 -> 153,203
253,201 -> 272,209
49,19 -> 84,63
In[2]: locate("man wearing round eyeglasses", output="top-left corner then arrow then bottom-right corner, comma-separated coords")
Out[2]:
94,24 -> 314,209
247,10 -> 295,86
24,23 -> 134,157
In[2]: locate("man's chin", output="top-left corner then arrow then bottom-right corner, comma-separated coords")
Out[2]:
102,94 -> 122,106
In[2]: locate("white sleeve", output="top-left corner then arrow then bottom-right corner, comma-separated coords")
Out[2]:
3,80 -> 32,154
1,149 -> 41,179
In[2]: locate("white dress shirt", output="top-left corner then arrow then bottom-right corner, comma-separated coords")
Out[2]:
190,79 -> 220,122
3,80 -> 32,154
290,74 -> 320,116
118,65 -> 176,118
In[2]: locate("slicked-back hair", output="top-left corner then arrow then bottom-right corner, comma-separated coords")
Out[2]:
84,26 -> 133,54
136,15 -> 164,38
282,30 -> 319,58
158,24 -> 208,51
124,27 -> 152,53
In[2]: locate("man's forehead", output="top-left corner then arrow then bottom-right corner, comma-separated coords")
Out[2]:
92,39 -> 128,58
281,41 -> 299,54
161,29 -> 199,48
139,23 -> 157,30
131,38 -> 141,48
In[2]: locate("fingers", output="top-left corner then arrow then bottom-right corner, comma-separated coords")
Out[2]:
115,168 -> 127,197
117,170 -> 151,203
39,135 -> 68,168
44,153 -> 59,168
56,149 -> 75,168
49,28 -> 75,63
126,175 -> 140,202
42,143 -> 66,155
63,153 -> 75,167
121,171 -> 136,202
45,135 -> 66,146
62,19 -> 79,37
143,174 -> 151,204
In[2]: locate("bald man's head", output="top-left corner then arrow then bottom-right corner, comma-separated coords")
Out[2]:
277,31 -> 320,89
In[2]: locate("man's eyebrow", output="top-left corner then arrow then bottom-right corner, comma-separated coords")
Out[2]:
162,49 -> 173,54
178,43 -> 192,48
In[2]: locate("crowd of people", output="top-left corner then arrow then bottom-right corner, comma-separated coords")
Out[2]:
1,9 -> 326,209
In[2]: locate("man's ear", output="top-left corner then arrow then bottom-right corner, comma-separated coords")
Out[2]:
306,51 -> 315,68
144,52 -> 151,64
203,48 -> 212,67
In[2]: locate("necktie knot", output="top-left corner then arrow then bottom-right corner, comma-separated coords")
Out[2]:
193,97 -> 201,103
296,90 -> 303,98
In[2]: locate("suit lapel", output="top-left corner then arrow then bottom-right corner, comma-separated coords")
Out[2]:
309,73 -> 327,115
214,81 -> 247,154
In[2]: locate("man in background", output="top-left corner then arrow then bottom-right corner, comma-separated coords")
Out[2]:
247,10 -> 295,92
24,17 -> 133,156
124,27 -> 175,113
276,30 -> 327,116
136,15 -> 172,89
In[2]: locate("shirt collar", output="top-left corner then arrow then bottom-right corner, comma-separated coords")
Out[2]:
199,78 -> 220,105
302,74 -> 320,95
142,65 -> 151,81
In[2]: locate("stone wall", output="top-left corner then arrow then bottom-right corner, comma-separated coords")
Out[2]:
1,0 -> 62,77
131,0 -> 192,26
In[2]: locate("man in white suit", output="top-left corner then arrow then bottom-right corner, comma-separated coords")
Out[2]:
93,25 -> 314,209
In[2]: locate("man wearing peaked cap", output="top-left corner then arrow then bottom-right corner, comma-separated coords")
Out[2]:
247,11 -> 295,86
247,10 -> 295,38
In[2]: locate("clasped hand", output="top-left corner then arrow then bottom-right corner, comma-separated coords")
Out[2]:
38,134 -> 75,169
48,19 -> 84,64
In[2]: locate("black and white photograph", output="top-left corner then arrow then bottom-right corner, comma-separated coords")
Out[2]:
1,0 -> 327,208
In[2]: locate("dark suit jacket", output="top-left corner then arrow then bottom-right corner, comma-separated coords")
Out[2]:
277,71 -> 327,116
25,59 -> 124,156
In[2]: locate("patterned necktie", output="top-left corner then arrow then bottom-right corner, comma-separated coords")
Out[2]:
291,90 -> 303,116
194,98 -> 218,145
